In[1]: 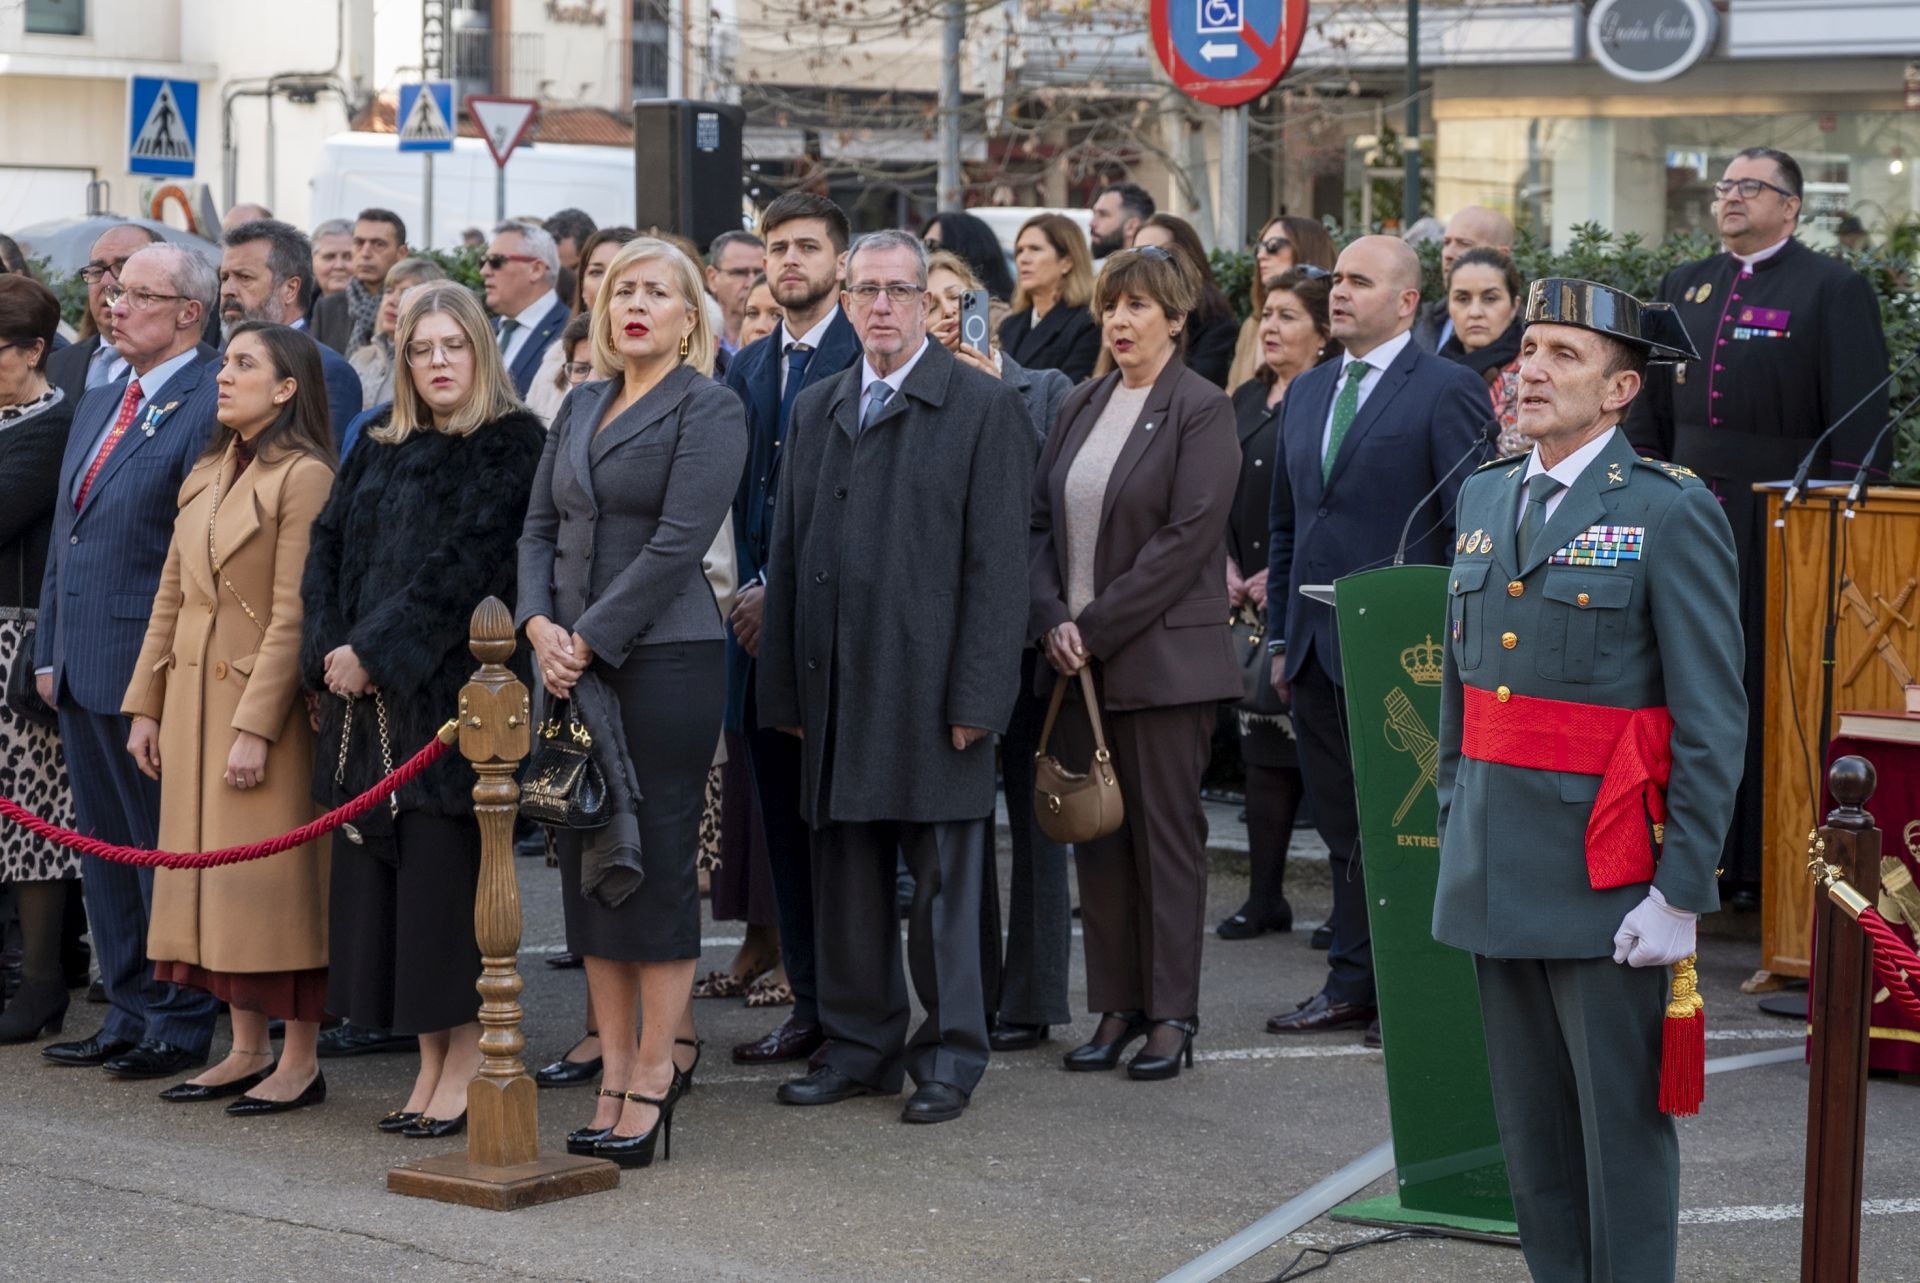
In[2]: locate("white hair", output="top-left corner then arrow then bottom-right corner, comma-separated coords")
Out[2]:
846,230 -> 928,286
128,242 -> 217,314
493,220 -> 560,279
311,218 -> 352,240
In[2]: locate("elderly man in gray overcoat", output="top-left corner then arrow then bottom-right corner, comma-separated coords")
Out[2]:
758,230 -> 1037,1125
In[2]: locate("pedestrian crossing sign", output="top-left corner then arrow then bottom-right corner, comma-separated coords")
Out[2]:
397,81 -> 457,153
127,76 -> 198,177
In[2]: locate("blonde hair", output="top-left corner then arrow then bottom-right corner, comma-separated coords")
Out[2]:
373,281 -> 522,443
926,249 -> 981,292
590,236 -> 716,378
1009,213 -> 1095,314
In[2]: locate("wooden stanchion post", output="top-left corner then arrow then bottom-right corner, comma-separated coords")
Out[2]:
1800,755 -> 1883,1283
388,597 -> 618,1209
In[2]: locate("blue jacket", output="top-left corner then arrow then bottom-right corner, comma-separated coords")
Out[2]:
721,310 -> 861,731
1266,337 -> 1492,685
500,300 -> 571,398
37,348 -> 221,713
314,337 -> 364,449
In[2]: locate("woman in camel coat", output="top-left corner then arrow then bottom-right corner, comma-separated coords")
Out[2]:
123,323 -> 337,1114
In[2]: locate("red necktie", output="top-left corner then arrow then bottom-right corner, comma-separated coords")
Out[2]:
75,377 -> 143,510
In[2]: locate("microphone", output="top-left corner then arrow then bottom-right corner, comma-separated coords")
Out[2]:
1842,390 -> 1920,512
1778,344 -> 1920,518
1394,417 -> 1498,567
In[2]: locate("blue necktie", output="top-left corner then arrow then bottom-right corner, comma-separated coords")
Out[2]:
778,342 -> 814,438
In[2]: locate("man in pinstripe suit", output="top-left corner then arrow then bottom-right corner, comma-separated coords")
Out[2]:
36,243 -> 221,1080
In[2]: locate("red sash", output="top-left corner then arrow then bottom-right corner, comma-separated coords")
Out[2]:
1460,684 -> 1674,889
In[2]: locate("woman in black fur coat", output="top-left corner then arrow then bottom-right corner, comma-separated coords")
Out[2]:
300,282 -> 544,1136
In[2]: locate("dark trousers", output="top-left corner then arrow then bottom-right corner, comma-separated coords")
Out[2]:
1057,684 -> 1213,1020
812,817 -> 990,1094
1291,652 -> 1372,1006
1474,954 -> 1678,1283
745,681 -> 817,1025
996,651 -> 1071,1026
58,705 -> 216,1053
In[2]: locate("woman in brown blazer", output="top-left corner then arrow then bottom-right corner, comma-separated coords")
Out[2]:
124,323 -> 337,1114
1028,247 -> 1242,1080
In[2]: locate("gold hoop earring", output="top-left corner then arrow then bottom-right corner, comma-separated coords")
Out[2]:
680,334 -> 691,358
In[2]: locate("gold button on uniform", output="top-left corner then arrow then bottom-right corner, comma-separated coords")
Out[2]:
1507,581 -> 1524,597
1501,631 -> 1518,650
1576,592 -> 1591,607
1496,685 -> 1511,702
213,661 -> 228,681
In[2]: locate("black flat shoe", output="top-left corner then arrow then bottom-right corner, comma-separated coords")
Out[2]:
226,1072 -> 327,1116
1217,904 -> 1294,940
567,1088 -> 623,1155
1127,1018 -> 1198,1081
544,951 -> 585,970
988,1020 -> 1049,1052
1062,1012 -> 1149,1072
376,1110 -> 422,1133
594,1089 -> 674,1168
533,1045 -> 603,1089
672,1037 -> 703,1098
160,1067 -> 270,1102
1309,923 -> 1334,950
317,1024 -> 415,1058
401,1111 -> 466,1138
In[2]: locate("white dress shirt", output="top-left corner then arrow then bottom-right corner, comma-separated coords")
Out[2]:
1516,426 -> 1618,530
1321,328 -> 1414,455
498,288 -> 561,368
858,337 -> 930,422
780,307 -> 841,398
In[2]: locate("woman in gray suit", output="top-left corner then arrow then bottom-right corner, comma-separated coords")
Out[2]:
517,237 -> 748,1169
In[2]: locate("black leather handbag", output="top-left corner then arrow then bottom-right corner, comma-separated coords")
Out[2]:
520,699 -> 612,830
1235,603 -> 1286,718
4,548 -> 56,730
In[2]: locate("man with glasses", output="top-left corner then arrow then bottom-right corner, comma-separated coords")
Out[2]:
480,221 -> 568,398
705,230 -> 767,354
310,208 -> 408,355
760,229 -> 1034,1125
1625,145 -> 1891,892
46,223 -> 163,403
37,243 -> 221,1083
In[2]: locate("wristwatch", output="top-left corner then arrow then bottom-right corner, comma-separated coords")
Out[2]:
1267,638 -> 1287,655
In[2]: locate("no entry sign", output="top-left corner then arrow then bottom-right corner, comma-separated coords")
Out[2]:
1151,0 -> 1309,108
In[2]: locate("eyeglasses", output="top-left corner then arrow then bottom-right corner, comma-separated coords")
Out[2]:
481,253 -> 541,271
1713,177 -> 1795,201
104,285 -> 189,310
404,336 -> 474,365
845,282 -> 925,306
565,361 -> 596,381
80,258 -> 134,284
1256,237 -> 1293,256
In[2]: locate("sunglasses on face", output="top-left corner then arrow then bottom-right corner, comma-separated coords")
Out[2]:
1256,237 -> 1293,256
1713,178 -> 1795,201
482,253 -> 540,271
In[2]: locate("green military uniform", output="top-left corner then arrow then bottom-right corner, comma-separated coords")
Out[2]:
1432,284 -> 1747,1283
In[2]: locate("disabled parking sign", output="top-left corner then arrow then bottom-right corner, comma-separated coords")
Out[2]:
1151,0 -> 1309,108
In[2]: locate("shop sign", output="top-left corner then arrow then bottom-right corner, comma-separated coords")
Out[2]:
1587,0 -> 1716,85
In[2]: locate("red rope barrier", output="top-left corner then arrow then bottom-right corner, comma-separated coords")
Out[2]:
1857,907 -> 1920,1026
0,721 -> 458,870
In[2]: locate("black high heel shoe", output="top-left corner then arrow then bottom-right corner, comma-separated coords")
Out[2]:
672,1037 -> 704,1098
1061,1011 -> 1150,1073
594,1089 -> 674,1169
567,1088 -> 625,1155
0,979 -> 69,1044
1126,1018 -> 1199,1081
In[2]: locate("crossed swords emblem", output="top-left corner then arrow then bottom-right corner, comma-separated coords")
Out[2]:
1839,576 -> 1917,688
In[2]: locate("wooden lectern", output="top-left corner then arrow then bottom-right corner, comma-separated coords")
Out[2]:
1760,485 -> 1920,979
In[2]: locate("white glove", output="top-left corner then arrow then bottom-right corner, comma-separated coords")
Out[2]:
1611,886 -> 1698,968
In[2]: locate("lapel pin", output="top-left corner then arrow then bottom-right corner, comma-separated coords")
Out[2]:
1143,421 -> 1154,432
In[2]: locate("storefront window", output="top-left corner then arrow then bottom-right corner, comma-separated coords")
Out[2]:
25,0 -> 85,35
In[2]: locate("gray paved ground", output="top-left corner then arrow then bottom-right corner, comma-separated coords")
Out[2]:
2,827 -> 1916,1283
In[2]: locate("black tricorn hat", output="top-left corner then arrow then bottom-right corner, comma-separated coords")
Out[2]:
1524,278 -> 1700,364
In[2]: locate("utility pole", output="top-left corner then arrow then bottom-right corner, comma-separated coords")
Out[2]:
1217,105 -> 1247,254
1403,0 -> 1421,228
422,0 -> 445,249
937,0 -> 964,210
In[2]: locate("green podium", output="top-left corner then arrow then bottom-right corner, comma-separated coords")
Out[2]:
1328,565 -> 1517,1236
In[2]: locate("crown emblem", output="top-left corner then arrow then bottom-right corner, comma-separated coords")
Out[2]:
1401,634 -> 1444,686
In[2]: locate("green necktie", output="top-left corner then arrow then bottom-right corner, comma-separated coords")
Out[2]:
1517,473 -> 1565,564
1322,361 -> 1370,482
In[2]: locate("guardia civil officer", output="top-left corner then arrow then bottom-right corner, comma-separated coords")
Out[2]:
1434,280 -> 1746,1283
1624,146 -> 1889,888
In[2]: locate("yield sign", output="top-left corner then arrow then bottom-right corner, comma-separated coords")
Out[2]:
466,95 -> 540,168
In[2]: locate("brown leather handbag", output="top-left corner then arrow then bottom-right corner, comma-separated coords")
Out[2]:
1033,669 -> 1125,844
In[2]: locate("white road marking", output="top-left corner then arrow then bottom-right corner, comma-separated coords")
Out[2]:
1682,1197 -> 1920,1225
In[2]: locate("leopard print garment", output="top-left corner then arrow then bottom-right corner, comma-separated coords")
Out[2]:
0,617 -> 78,881
697,765 -> 722,874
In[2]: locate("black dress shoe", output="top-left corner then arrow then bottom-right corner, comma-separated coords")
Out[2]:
1062,1011 -> 1150,1072
376,1110 -> 422,1133
102,1040 -> 208,1080
1308,923 -> 1334,950
1265,993 -> 1376,1035
988,1020 -> 1049,1052
160,1068 -> 270,1102
1363,1018 -> 1382,1050
41,1030 -> 135,1067
226,1072 -> 327,1116
401,1111 -> 466,1138
534,1053 -> 603,1088
1216,903 -> 1294,940
777,1064 -> 881,1106
544,951 -> 585,970
733,1016 -> 824,1065
86,979 -> 107,1004
317,1024 -> 415,1058
901,1081 -> 969,1124
1127,1018 -> 1199,1081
